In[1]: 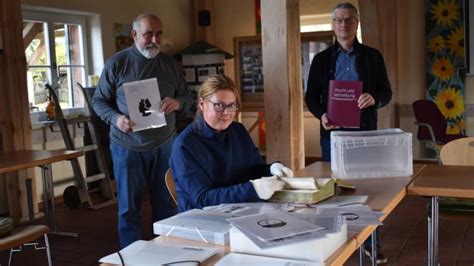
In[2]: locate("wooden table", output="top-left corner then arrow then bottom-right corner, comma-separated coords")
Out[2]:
296,162 -> 426,265
0,149 -> 84,237
100,162 -> 426,266
407,164 -> 474,266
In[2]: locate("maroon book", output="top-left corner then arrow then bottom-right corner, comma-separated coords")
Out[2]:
327,80 -> 363,128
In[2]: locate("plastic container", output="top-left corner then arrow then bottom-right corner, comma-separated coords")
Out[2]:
331,129 -> 413,179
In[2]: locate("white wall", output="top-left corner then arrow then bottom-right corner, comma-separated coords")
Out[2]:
22,0 -> 195,75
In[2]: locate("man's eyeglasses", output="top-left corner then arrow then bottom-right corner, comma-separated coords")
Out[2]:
207,100 -> 240,112
333,17 -> 358,25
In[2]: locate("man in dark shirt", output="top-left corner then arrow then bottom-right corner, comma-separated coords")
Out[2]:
305,3 -> 392,264
305,2 -> 392,162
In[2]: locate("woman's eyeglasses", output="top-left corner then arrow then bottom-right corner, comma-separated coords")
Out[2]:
207,100 -> 240,112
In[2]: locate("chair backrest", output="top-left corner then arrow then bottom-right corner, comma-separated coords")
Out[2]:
440,137 -> 474,166
165,168 -> 177,206
413,99 -> 447,143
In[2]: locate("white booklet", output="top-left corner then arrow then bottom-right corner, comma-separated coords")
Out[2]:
227,211 -> 322,243
99,240 -> 218,265
123,78 -> 167,132
216,252 -> 322,266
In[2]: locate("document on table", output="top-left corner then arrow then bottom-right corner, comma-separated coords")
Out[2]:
98,240 -> 218,265
216,252 -> 323,265
227,211 -> 322,242
317,205 -> 382,226
203,202 -> 296,215
123,78 -> 167,132
316,195 -> 369,208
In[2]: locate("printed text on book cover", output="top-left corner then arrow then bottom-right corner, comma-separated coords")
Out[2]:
327,80 -> 363,128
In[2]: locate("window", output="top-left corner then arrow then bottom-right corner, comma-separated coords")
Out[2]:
22,10 -> 88,112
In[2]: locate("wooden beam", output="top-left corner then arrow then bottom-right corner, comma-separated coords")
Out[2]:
261,0 -> 305,171
22,22 -> 43,50
1,0 -> 37,221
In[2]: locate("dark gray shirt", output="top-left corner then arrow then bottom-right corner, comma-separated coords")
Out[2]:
93,45 -> 192,151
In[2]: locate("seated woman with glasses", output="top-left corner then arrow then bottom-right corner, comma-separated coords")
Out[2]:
169,75 -> 293,212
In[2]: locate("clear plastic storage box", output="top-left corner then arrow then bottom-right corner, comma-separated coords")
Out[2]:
330,129 -> 413,179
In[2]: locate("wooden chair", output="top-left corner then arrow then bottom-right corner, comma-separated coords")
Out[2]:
439,137 -> 474,213
165,169 -> 177,206
0,225 -> 52,266
440,137 -> 474,166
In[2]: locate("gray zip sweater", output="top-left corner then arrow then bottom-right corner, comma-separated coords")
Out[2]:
93,45 -> 192,151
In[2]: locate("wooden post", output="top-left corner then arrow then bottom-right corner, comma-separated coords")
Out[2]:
261,0 -> 305,171
0,0 -> 37,221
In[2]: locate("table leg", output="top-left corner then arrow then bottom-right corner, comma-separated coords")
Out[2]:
427,212 -> 432,266
429,196 -> 439,266
359,245 -> 365,265
371,230 -> 377,266
41,167 -> 52,227
41,164 -> 78,238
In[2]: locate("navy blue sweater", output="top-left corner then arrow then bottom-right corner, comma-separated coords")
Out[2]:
169,116 -> 271,212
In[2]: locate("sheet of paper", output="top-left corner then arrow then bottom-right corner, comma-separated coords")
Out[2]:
293,212 -> 343,232
123,78 -> 167,132
227,211 -> 322,242
316,195 -> 369,208
216,252 -> 323,266
203,202 -> 296,214
317,205 -> 382,226
233,225 -> 325,249
99,240 -> 218,265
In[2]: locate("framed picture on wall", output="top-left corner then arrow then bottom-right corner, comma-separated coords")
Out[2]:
233,31 -> 334,110
114,23 -> 133,52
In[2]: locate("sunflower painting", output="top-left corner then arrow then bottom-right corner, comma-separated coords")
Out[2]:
430,0 -> 458,27
425,0 -> 465,138
428,35 -> 445,53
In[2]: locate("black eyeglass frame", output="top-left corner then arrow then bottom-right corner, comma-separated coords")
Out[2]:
206,99 -> 241,112
332,17 -> 358,25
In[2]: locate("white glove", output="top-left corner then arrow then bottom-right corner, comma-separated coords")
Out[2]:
250,176 -> 285,200
270,163 -> 294,178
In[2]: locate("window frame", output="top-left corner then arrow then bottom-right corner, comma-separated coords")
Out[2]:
22,9 -> 90,114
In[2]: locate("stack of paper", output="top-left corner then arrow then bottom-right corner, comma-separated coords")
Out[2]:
153,209 -> 233,245
99,240 -> 218,265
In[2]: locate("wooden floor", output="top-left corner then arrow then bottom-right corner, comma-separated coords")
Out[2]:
1,195 -> 473,265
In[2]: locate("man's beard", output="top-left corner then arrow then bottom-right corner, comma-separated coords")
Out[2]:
137,43 -> 160,59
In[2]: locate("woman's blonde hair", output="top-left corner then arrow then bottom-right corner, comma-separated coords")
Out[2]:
196,75 -> 241,117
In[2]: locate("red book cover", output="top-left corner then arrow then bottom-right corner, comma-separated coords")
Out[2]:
327,80 -> 363,128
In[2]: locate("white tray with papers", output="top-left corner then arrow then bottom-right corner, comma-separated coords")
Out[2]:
230,221 -> 347,262
99,240 -> 218,265
153,209 -> 233,245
